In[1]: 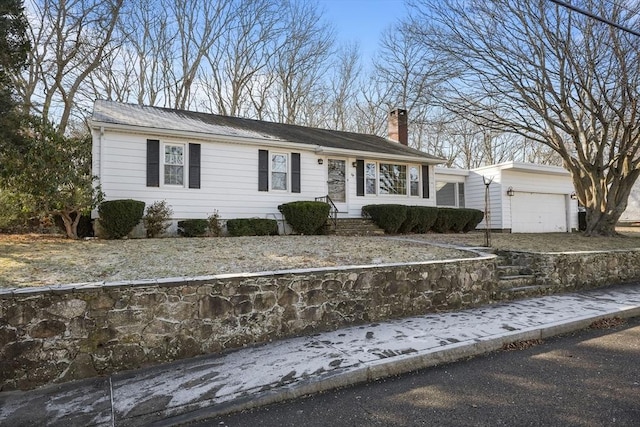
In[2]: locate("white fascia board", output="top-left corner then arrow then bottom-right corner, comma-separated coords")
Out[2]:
90,120 -> 316,151
472,161 -> 569,176
434,166 -> 470,176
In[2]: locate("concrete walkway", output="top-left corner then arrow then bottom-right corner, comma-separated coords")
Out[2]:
2,284 -> 639,427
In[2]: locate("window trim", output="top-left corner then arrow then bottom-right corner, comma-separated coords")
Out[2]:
163,142 -> 186,187
270,151 -> 289,191
436,181 -> 465,207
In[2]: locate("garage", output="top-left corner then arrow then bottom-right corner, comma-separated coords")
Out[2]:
510,192 -> 567,233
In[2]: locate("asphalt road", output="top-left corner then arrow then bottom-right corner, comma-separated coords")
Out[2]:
190,317 -> 640,427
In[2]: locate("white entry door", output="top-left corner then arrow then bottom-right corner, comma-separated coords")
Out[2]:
327,159 -> 347,212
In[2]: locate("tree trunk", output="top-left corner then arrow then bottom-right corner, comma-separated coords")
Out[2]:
59,211 -> 80,240
583,208 -> 621,237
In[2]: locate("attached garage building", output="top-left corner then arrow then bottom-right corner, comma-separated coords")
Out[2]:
462,162 -> 578,233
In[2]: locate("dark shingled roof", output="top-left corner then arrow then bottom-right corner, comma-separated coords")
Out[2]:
92,100 -> 443,163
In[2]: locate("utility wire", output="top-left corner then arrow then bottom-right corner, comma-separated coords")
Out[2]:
548,0 -> 640,37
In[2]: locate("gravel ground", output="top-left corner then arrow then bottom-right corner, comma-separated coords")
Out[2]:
2,229 -> 640,289
0,235 -> 473,289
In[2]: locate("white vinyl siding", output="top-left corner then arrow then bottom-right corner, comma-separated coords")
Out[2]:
93,130 -> 325,220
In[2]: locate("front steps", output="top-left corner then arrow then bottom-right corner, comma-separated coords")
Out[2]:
325,218 -> 385,236
494,256 -> 552,299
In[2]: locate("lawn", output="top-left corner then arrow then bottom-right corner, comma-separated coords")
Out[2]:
1,229 -> 639,289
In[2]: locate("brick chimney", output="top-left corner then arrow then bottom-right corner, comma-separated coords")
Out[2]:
388,109 -> 408,145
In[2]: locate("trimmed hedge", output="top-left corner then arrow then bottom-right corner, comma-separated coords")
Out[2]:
278,201 -> 330,235
227,218 -> 278,236
412,206 -> 439,233
362,204 -> 407,234
463,209 -> 485,233
178,219 -> 209,237
362,204 -> 482,234
98,199 -> 145,239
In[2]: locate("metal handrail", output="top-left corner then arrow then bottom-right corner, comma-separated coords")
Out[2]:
315,195 -> 338,230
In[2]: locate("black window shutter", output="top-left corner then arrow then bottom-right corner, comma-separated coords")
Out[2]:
258,149 -> 269,191
147,139 -> 160,187
188,143 -> 201,189
422,165 -> 430,198
356,160 -> 364,196
291,152 -> 301,193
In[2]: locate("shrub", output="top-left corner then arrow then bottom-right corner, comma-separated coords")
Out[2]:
462,209 -> 485,233
178,219 -> 208,237
432,208 -> 453,233
362,204 -> 407,234
54,213 -> 94,238
399,206 -> 421,234
144,200 -> 173,237
278,201 -> 330,235
98,199 -> 145,239
227,218 -> 278,236
448,208 -> 473,233
207,210 -> 222,237
412,206 -> 439,233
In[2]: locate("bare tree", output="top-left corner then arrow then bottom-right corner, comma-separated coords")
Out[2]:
372,25 -> 450,150
198,0 -> 280,117
325,42 -> 363,131
409,0 -> 640,236
271,0 -> 334,125
18,0 -> 124,134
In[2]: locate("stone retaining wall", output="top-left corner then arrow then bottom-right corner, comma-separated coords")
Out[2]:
500,249 -> 640,290
0,257 -> 496,391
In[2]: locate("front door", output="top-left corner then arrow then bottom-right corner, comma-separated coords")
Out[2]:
327,159 -> 347,212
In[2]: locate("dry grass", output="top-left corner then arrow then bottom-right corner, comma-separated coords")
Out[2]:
2,227 -> 640,289
0,234 -> 471,289
416,227 -> 640,252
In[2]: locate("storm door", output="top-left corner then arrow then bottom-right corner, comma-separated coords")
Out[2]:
327,159 -> 347,211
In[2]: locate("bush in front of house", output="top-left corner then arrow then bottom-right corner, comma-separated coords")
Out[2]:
177,219 -> 209,237
462,208 -> 485,233
448,208 -> 474,233
412,206 -> 439,233
362,204 -> 408,234
98,199 -> 145,239
278,201 -> 330,235
144,200 -> 173,237
227,218 -> 278,236
398,206 -> 421,234
207,210 -> 222,237
432,207 -> 453,233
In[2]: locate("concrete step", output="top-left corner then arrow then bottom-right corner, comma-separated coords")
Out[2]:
496,265 -> 534,277
500,284 -> 556,300
497,275 -> 537,289
326,219 -> 385,236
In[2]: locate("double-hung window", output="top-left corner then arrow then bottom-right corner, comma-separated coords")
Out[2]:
365,162 -> 377,195
436,182 -> 465,207
379,163 -> 407,195
271,153 -> 288,191
409,166 -> 420,196
164,144 -> 184,186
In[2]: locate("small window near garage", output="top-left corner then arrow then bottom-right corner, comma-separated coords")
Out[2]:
271,153 -> 288,191
164,144 -> 184,186
379,163 -> 407,195
365,162 -> 377,195
409,166 -> 420,196
436,182 -> 465,207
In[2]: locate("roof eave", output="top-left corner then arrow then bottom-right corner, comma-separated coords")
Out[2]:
91,119 -> 445,164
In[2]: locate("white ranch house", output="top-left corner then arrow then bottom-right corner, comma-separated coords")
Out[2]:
91,100 -> 443,232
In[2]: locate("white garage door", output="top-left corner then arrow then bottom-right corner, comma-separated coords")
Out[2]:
511,193 -> 567,233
